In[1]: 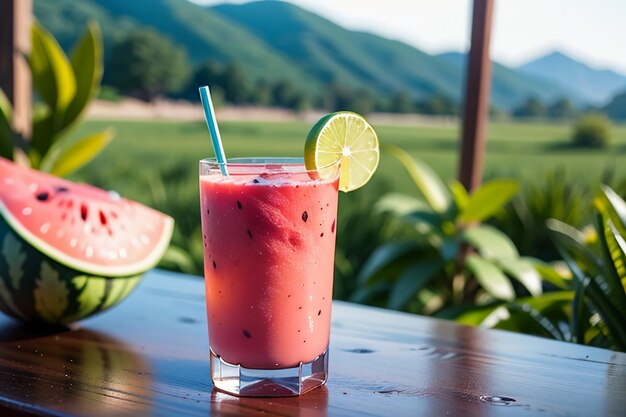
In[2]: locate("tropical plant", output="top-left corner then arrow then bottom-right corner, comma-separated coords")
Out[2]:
454,185 -> 626,352
491,169 -> 593,262
0,21 -> 112,177
332,181 -> 410,301
356,145 -> 541,315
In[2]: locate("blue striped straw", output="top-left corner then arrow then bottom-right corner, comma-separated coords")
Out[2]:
199,86 -> 228,176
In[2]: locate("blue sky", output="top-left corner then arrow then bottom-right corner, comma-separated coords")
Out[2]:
191,0 -> 626,74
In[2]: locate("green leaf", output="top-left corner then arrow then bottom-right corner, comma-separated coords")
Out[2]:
596,217 -> 626,318
520,290 -> 574,309
29,22 -> 77,156
571,276 -> 589,344
466,255 -> 515,301
530,259 -> 571,290
596,187 -> 626,281
159,245 -> 196,274
504,303 -> 565,340
449,179 -> 470,211
30,22 -> 76,113
549,220 -> 626,349
64,22 -> 103,128
40,129 -> 114,177
602,217 -> 626,282
374,193 -> 430,216
357,241 -> 421,285
349,282 -> 391,304
384,144 -> 451,213
458,179 -> 519,223
0,89 -> 14,159
440,238 -> 459,262
597,185 -> 626,231
547,219 -> 603,278
452,303 -> 506,326
404,209 -> 444,231
461,224 -> 518,260
387,259 -> 443,309
497,257 -> 542,296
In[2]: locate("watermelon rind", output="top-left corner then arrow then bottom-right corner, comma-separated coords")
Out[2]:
0,200 -> 174,277
0,220 -> 143,324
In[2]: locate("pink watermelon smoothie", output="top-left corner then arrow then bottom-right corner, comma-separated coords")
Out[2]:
199,165 -> 339,369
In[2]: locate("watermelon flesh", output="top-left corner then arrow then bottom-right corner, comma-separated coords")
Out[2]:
0,157 -> 174,277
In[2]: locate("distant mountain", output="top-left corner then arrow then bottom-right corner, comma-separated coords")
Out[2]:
211,1 -> 459,100
518,51 -> 626,104
34,0 -> 318,89
437,52 -> 585,108
603,89 -> 626,121
35,0 -> 587,110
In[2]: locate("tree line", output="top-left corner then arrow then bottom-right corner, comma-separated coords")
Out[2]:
104,29 -> 626,120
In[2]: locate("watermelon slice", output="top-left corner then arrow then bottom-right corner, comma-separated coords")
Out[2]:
0,157 -> 173,276
0,157 -> 174,324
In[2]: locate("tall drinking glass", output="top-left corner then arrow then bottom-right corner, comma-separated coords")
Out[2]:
199,158 -> 340,397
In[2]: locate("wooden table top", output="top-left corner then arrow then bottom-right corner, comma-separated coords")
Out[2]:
0,269 -> 624,417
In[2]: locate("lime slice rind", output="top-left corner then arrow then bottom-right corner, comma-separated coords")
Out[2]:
305,112 -> 379,192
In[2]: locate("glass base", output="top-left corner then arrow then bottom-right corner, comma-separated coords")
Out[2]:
210,348 -> 329,397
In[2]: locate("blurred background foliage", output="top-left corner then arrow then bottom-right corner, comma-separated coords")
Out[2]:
1,4 -> 624,352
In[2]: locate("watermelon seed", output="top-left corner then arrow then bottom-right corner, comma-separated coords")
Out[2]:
213,260 -> 217,269
99,210 -> 107,226
119,248 -> 128,259
21,207 -> 32,216
247,229 -> 253,239
320,233 -> 324,237
69,238 -> 77,248
80,204 -> 88,221
318,310 -> 322,316
302,211 -> 308,222
331,220 -> 336,233
85,246 -> 94,258
36,192 -> 49,201
243,329 -> 251,339
237,200 -> 242,209
55,186 -> 69,192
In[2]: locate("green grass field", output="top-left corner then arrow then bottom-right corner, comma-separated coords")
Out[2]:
74,118 -> 626,195
66,118 -> 626,286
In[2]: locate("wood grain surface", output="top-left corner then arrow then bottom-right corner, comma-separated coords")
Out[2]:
0,270 -> 625,417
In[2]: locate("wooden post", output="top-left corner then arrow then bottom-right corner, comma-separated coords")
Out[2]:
458,0 -> 494,192
0,0 -> 32,143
